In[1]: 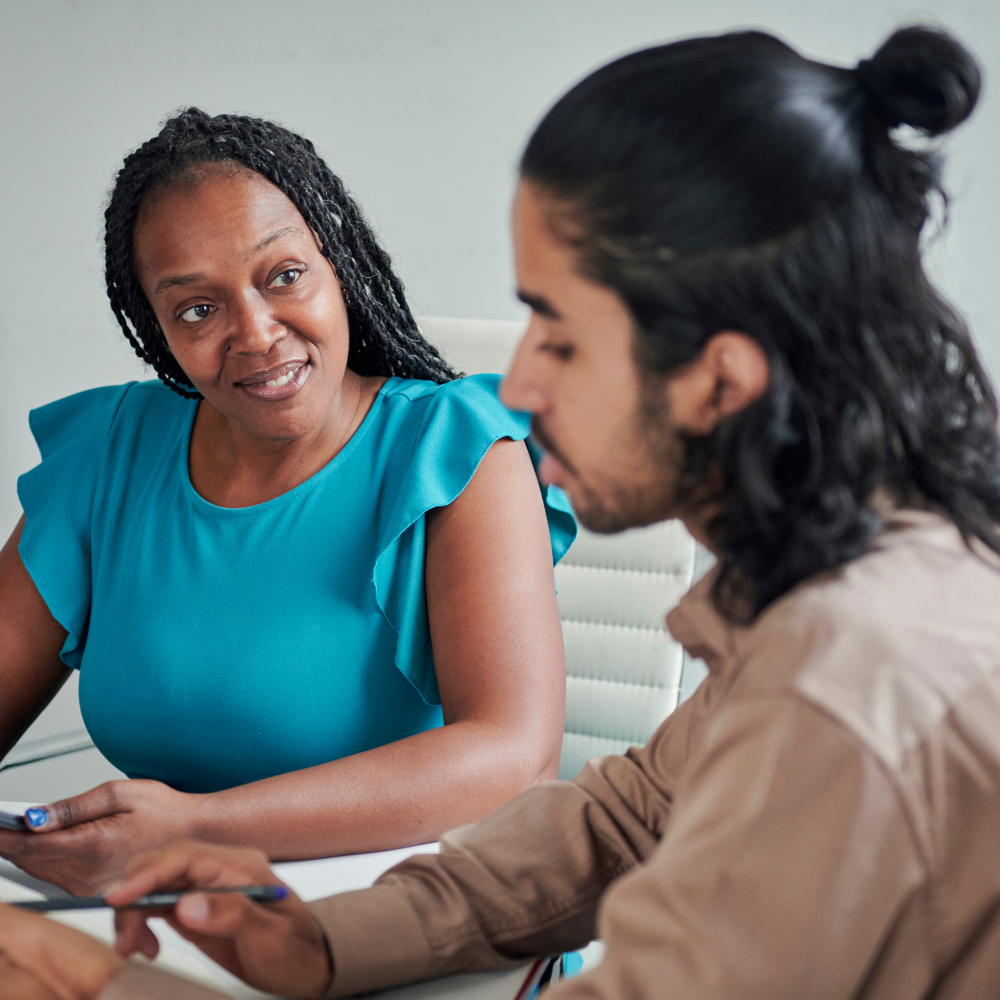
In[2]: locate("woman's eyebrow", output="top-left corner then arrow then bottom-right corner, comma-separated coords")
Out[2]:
248,226 -> 302,255
154,272 -> 203,295
152,227 -> 305,295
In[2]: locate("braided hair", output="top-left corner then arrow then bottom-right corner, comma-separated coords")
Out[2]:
105,107 -> 457,398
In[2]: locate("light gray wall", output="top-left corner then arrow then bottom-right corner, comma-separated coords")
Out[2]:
1,0 -> 997,536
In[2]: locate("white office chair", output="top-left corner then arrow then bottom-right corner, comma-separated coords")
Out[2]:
420,316 -> 699,779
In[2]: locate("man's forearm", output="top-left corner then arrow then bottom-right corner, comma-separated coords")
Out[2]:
309,766 -> 660,998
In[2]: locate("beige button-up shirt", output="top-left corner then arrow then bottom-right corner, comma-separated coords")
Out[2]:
104,511 -> 1000,999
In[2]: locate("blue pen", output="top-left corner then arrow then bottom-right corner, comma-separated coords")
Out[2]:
11,885 -> 289,912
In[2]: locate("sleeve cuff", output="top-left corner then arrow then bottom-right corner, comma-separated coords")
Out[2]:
310,885 -> 432,999
99,960 -> 230,1000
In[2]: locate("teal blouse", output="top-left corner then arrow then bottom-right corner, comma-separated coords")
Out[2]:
17,375 -> 575,794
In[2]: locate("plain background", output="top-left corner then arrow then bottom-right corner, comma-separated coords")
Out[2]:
0,0 -> 998,534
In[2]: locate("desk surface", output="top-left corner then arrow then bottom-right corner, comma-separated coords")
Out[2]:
0,801 -> 535,1000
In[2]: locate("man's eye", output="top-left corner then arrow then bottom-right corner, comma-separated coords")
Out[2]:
272,269 -> 301,287
178,304 -> 213,323
541,341 -> 575,361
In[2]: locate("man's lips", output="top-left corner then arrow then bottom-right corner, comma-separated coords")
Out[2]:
530,416 -> 578,478
236,360 -> 308,387
538,452 -> 567,486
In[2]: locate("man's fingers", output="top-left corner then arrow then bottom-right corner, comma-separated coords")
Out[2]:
113,910 -> 160,960
24,783 -> 124,834
174,891 -> 275,937
107,841 -> 276,907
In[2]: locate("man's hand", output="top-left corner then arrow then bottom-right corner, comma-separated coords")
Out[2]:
108,841 -> 333,1000
0,780 -> 198,896
0,901 -> 122,1000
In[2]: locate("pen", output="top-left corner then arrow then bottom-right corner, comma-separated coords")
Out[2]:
11,884 -> 288,912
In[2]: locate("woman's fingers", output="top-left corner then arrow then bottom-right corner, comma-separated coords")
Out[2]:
0,822 -> 127,897
24,782 -> 125,833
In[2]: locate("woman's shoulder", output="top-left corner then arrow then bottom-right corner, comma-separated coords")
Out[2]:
379,373 -> 529,439
29,380 -> 190,458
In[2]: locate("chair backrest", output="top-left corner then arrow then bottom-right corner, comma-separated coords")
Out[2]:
420,316 -> 698,779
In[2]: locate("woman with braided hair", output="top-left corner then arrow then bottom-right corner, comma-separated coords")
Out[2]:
0,109 -> 576,894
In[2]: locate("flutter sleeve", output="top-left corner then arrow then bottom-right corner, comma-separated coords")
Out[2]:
373,373 -> 577,705
16,384 -> 133,669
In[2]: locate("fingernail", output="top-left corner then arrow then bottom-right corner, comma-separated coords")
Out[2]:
25,808 -> 48,829
179,894 -> 209,923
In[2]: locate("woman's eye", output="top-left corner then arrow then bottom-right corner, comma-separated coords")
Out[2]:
178,304 -> 214,323
272,269 -> 301,288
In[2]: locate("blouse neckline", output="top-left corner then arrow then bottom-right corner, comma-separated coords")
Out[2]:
179,379 -> 396,516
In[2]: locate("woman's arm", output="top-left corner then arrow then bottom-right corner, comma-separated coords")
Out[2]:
0,516 -> 72,760
2,439 -> 567,890
199,436 -> 564,853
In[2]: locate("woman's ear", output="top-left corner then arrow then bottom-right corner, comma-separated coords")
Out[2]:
667,331 -> 770,436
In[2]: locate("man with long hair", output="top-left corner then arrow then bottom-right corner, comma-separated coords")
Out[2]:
4,22 -> 1000,1000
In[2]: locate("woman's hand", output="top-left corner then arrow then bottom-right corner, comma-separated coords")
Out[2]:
0,781 -> 199,896
109,841 -> 333,1000
0,901 -> 122,1000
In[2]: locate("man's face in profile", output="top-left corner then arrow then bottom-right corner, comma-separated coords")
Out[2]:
501,181 -> 685,534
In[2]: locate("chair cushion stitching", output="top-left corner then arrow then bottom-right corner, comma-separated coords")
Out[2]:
560,619 -> 679,632
560,563 -> 692,577
565,676 -> 677,691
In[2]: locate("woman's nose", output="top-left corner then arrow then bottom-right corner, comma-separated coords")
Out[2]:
229,294 -> 284,355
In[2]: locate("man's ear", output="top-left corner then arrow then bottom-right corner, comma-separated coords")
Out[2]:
667,331 -> 770,437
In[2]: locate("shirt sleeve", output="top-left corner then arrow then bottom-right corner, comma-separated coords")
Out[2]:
372,373 -> 576,705
311,688 -> 924,999
546,694 -> 925,1000
16,384 -> 134,669
309,685 -> 706,998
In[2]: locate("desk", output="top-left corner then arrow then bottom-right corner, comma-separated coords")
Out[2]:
0,801 -> 541,999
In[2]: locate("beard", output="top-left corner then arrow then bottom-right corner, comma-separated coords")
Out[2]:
532,377 -> 689,535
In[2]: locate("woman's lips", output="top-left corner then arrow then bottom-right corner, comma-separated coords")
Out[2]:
239,363 -> 310,401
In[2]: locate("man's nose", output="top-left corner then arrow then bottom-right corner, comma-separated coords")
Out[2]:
228,293 -> 284,355
500,318 -> 550,413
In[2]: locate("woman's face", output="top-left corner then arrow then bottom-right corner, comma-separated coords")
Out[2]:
133,164 -> 350,441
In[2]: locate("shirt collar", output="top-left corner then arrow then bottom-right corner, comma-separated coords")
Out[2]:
665,569 -> 743,679
664,509 -> 978,680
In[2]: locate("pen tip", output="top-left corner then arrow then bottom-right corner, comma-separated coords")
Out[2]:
275,885 -> 289,900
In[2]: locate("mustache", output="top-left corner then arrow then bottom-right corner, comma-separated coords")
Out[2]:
530,417 -> 579,476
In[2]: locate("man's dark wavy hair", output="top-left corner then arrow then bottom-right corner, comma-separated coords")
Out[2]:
522,25 -> 1000,623
104,108 -> 456,399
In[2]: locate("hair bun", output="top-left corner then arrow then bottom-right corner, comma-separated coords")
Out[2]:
856,26 -> 981,135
